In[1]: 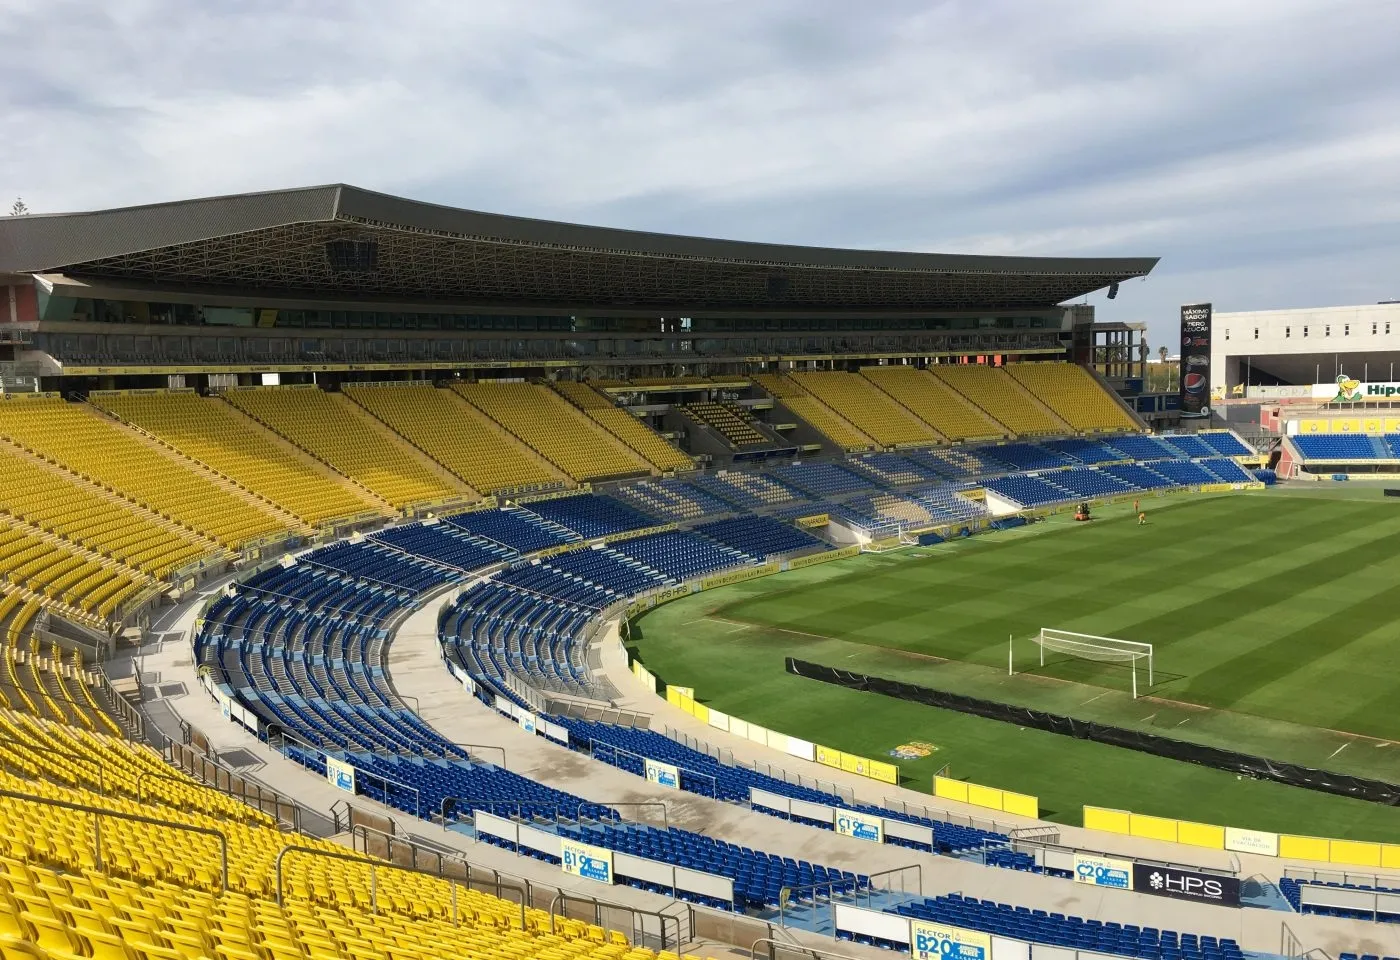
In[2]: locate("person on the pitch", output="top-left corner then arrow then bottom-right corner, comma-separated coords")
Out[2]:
1138,511 -> 1147,525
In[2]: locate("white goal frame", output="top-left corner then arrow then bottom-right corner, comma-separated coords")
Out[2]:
1008,629 -> 1154,698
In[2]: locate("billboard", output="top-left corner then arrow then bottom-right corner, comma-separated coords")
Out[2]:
1073,853 -> 1133,889
1311,377 -> 1400,402
561,839 -> 614,884
835,812 -> 884,843
911,921 -> 991,960
645,758 -> 680,789
1180,303 -> 1212,418
326,756 -> 356,793
1132,864 -> 1241,906
518,712 -> 538,736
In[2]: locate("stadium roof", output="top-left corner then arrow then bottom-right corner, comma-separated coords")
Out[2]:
0,185 -> 1157,311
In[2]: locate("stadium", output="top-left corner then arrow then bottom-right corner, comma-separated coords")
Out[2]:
0,185 -> 1397,960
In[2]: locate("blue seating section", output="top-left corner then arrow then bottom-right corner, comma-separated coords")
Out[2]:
1049,468 -> 1135,499
369,522 -> 509,570
444,507 -> 576,553
544,548 -> 667,596
519,493 -> 656,540
1200,458 -> 1253,482
554,716 -> 1006,853
1292,434 -> 1384,460
1387,435 -> 1400,458
848,452 -> 946,487
690,472 -> 809,510
1201,431 -> 1250,456
1106,435 -> 1183,461
984,474 -> 1069,507
1280,878 -> 1400,922
606,530 -> 754,581
695,515 -> 826,559
1042,438 -> 1124,464
1146,460 -> 1219,486
1100,463 -> 1176,490
301,540 -> 460,593
986,443 -> 1075,472
560,823 -> 866,910
439,581 -> 597,694
908,486 -> 990,526
610,478 -> 734,522
771,461 -> 873,497
888,894 -> 1244,960
1156,434 -> 1215,458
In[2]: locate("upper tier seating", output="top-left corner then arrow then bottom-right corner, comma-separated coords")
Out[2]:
610,478 -> 734,522
223,386 -> 465,509
0,397 -> 286,549
930,366 -> 1063,435
1155,433 -> 1216,457
554,381 -> 692,471
861,365 -> 1007,440
0,445 -> 209,579
520,494 -> 657,540
691,471 -> 808,510
1291,434 -> 1385,460
1006,362 -> 1140,433
889,894 -> 1244,960
444,507 -> 577,553
344,384 -> 561,494
682,401 -> 769,447
906,446 -> 1009,480
453,382 -> 651,482
1042,438 -> 1125,464
787,371 -> 938,447
1107,434 -> 1188,461
753,375 -> 874,451
695,516 -> 825,559
92,390 -> 376,526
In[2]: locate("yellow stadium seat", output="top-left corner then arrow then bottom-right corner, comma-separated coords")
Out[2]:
753,374 -> 875,451
861,365 -> 1007,441
929,365 -> 1064,436
1005,362 -> 1141,433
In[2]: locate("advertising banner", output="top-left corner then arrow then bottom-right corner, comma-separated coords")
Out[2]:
518,713 -> 538,736
645,759 -> 680,789
561,839 -> 614,884
835,812 -> 884,843
1132,864 -> 1241,906
326,756 -> 356,793
1180,303 -> 1212,418
911,921 -> 991,960
1225,827 -> 1280,857
1311,378 -> 1400,402
1073,853 -> 1134,890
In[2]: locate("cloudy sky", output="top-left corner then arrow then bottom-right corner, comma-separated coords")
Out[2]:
3,0 -> 1397,346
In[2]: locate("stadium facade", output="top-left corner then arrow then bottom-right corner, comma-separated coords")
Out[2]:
0,184 -> 1155,387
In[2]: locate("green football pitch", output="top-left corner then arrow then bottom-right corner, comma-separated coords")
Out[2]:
629,488 -> 1400,841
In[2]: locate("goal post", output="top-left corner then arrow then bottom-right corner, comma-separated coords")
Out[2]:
1009,629 -> 1154,698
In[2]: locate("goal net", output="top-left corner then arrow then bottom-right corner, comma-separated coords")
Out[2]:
1010,628 -> 1154,698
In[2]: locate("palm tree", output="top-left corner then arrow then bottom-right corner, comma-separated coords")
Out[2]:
1158,345 -> 1168,364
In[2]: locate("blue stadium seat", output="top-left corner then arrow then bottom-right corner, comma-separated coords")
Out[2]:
1291,434 -> 1384,460
770,461 -> 874,497
518,493 -> 656,540
695,515 -> 827,559
444,507 -> 577,553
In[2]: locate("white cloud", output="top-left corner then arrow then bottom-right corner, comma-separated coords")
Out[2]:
1,0 -> 1397,346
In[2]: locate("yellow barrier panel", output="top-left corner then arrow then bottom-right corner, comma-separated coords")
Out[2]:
1130,814 -> 1179,844
1176,821 -> 1226,850
1083,806 -> 1132,835
839,754 -> 865,775
666,687 -> 681,707
934,777 -> 969,803
967,783 -> 1003,810
1331,840 -> 1383,868
815,745 -> 843,769
1382,846 -> 1400,870
1001,792 -> 1039,819
1279,835 -> 1331,863
677,694 -> 695,716
692,702 -> 710,724
868,761 -> 899,785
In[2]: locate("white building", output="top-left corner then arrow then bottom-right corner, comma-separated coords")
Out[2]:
1211,302 -> 1400,394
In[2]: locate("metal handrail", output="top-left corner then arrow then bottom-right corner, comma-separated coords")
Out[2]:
0,787 -> 228,891
749,938 -> 868,960
0,733 -> 105,794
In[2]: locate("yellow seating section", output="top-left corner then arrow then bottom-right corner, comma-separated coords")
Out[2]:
553,384 -> 693,472
929,366 -> 1062,435
344,385 -> 559,495
787,372 -> 938,448
753,375 -> 874,451
0,399 -> 286,550
222,388 -> 465,511
0,448 -> 209,580
89,393 -> 375,528
0,531 -> 145,623
682,403 -> 766,447
0,749 -> 688,960
452,383 -> 649,482
1006,363 -> 1140,433
860,366 -> 1006,441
